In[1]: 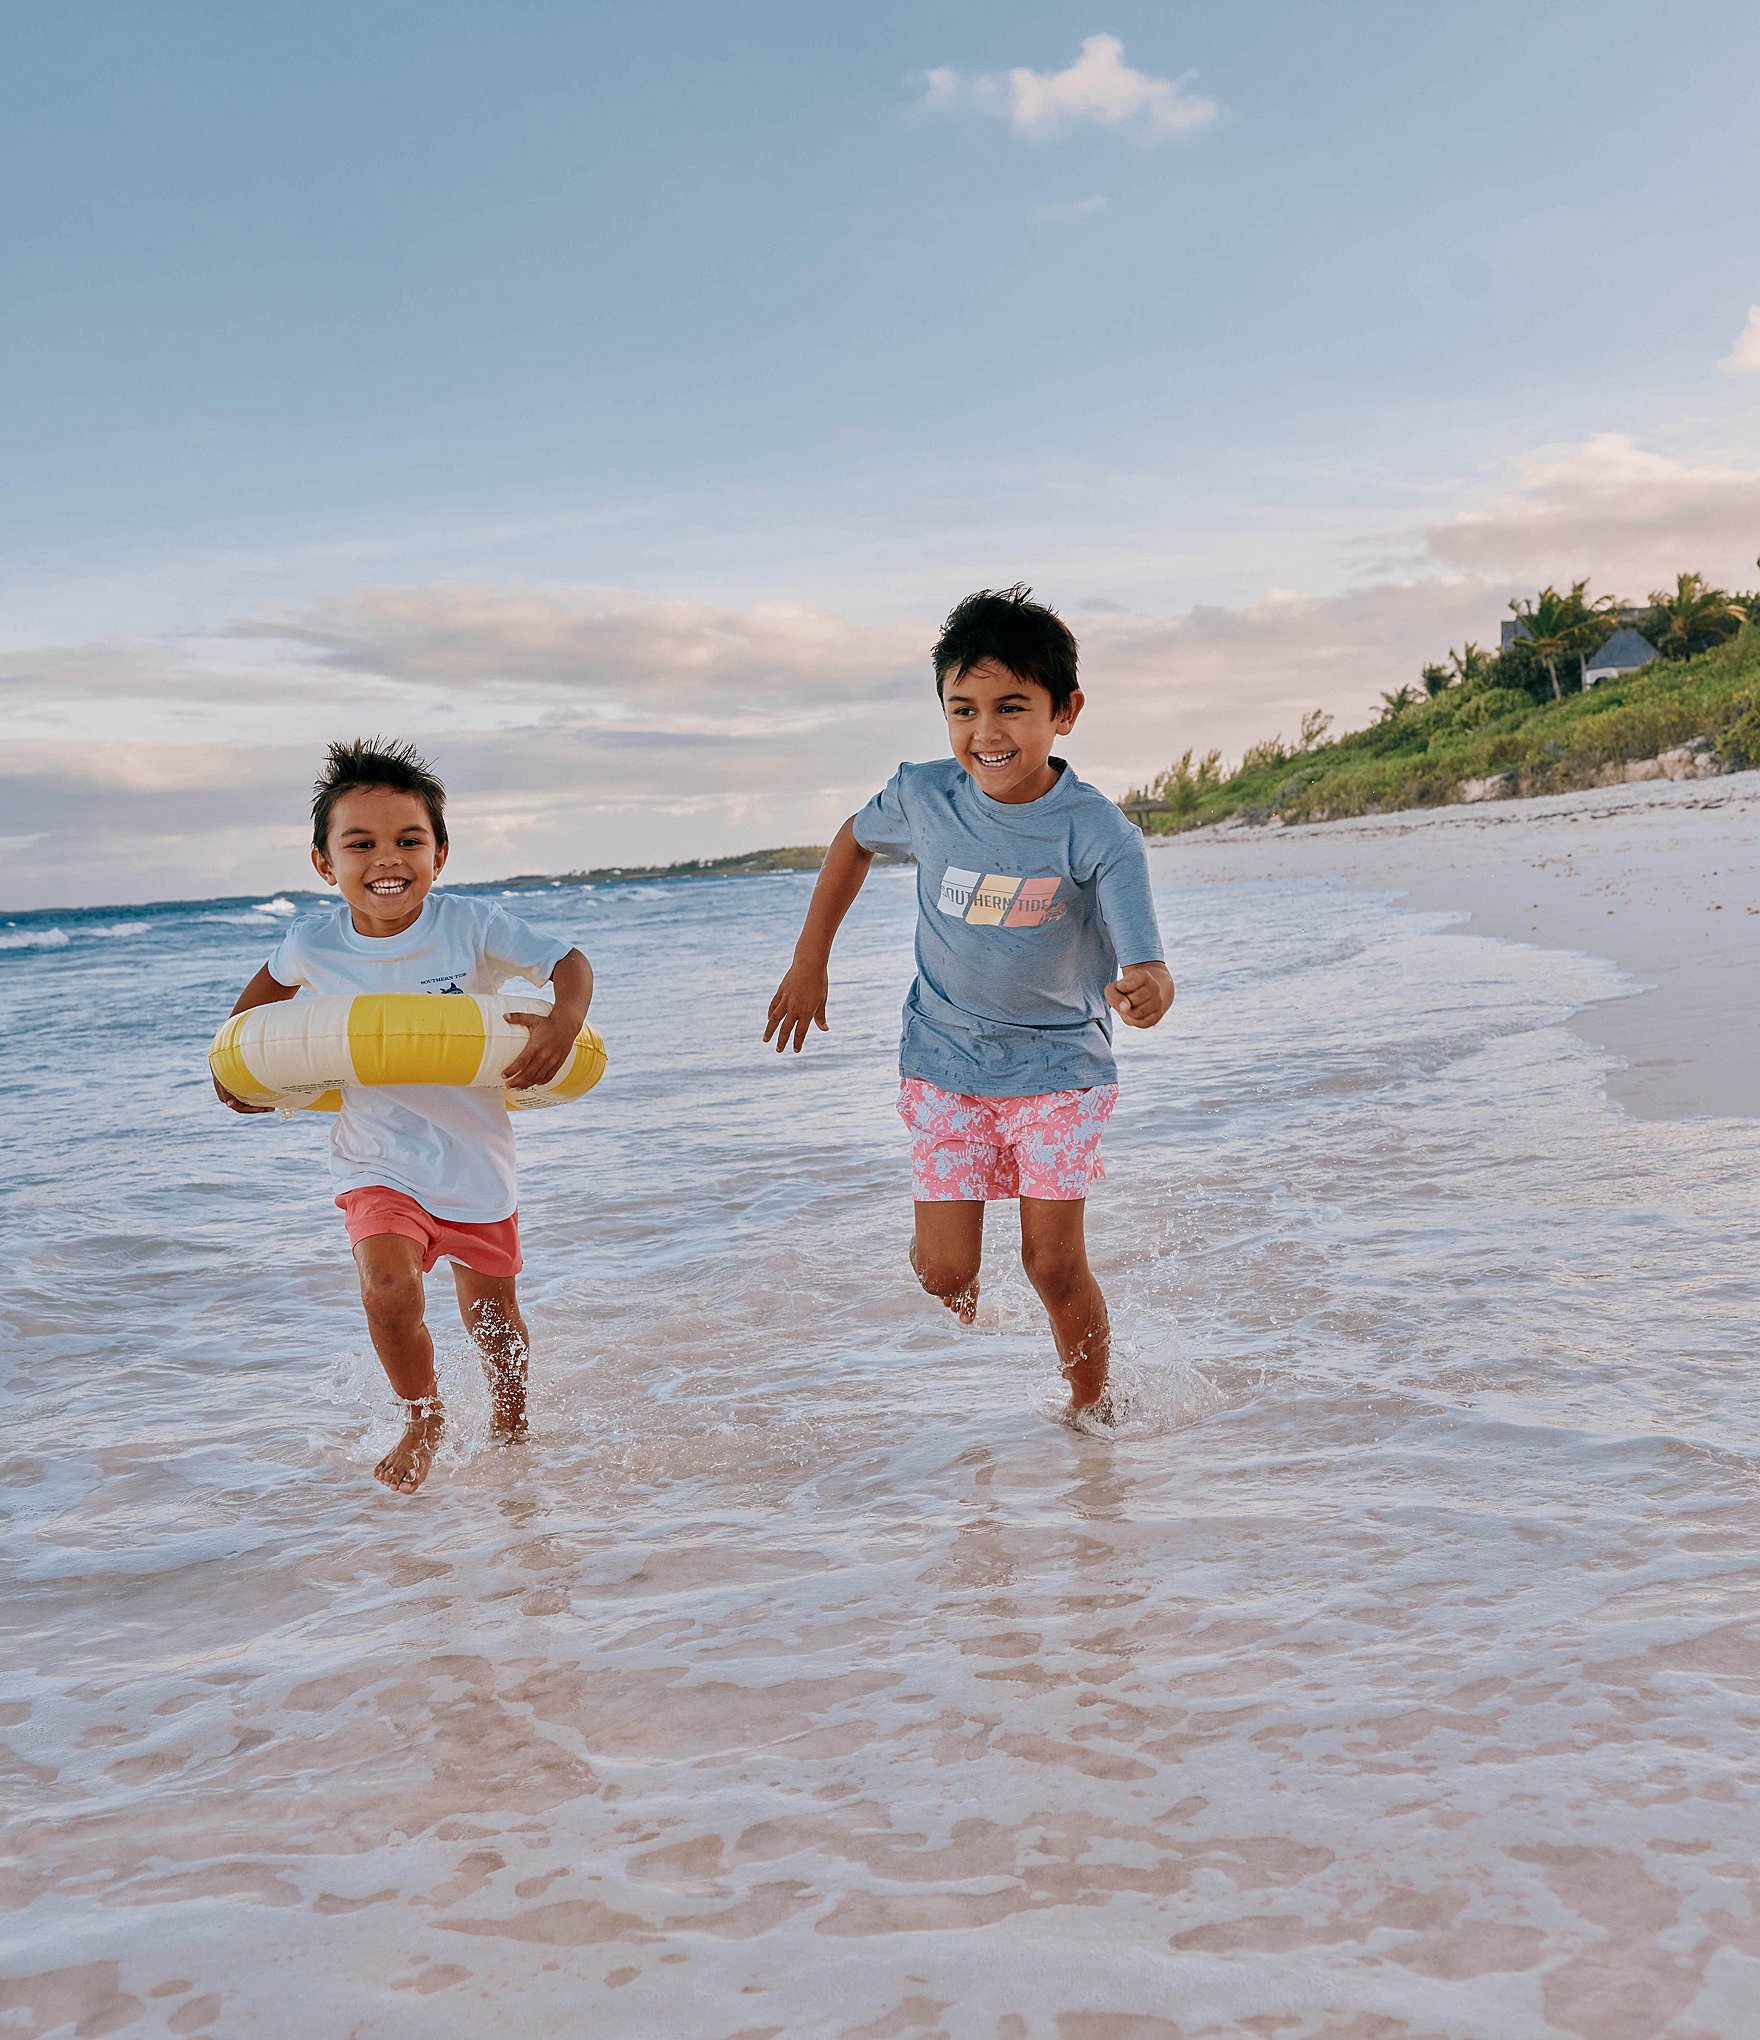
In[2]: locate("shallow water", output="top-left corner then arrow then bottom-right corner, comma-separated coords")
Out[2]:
4,870 -> 1759,2039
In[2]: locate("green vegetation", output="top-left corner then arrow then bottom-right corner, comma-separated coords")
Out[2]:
1128,573 -> 1760,834
497,845 -> 835,889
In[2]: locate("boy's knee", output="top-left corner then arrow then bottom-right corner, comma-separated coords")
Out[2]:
360,1262 -> 426,1332
912,1251 -> 980,1304
1020,1237 -> 1085,1305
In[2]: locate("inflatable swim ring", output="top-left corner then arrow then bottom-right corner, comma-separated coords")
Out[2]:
208,993 -> 607,1113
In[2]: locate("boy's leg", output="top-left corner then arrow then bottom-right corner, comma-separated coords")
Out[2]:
1018,1197 -> 1110,1414
353,1233 -> 444,1495
451,1267 -> 530,1441
911,1200 -> 984,1324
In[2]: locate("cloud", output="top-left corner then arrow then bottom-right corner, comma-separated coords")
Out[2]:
10,425 -> 1760,907
1029,194 -> 1108,226
0,739 -> 317,906
0,716 -> 904,908
0,511 -> 1693,907
1072,577 -> 1501,772
0,588 -> 938,906
230,584 -> 922,732
218,576 -> 1504,787
1719,305 -> 1760,375
1423,433 -> 1760,593
917,34 -> 1219,144
0,575 -> 1504,907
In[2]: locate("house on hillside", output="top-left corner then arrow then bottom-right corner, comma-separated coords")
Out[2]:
1581,628 -> 1660,688
1496,608 -> 1660,689
1499,604 -> 1647,652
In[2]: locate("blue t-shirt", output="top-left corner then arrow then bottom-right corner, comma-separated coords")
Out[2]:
852,756 -> 1163,1097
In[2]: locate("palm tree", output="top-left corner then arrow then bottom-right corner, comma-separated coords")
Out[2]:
1449,641 -> 1494,689
1646,571 -> 1747,660
1421,662 -> 1451,698
1508,581 -> 1610,701
1379,684 -> 1421,720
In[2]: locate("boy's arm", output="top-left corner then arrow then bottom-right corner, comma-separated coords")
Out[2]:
764,819 -> 875,1053
213,964 -> 299,1113
503,947 -> 594,1090
1097,834 -> 1174,1030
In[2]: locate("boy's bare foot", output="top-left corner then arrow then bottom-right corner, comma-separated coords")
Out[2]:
488,1396 -> 528,1445
375,1399 -> 445,1494
943,1278 -> 979,1325
1064,1386 -> 1118,1431
1062,1344 -> 1127,1427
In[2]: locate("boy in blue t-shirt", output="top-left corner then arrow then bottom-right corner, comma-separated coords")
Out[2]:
765,585 -> 1174,1419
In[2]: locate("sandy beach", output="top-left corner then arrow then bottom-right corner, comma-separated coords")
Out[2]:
1158,772 -> 1760,1123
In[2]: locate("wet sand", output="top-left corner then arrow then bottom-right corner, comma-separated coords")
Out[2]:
1159,773 -> 1760,1121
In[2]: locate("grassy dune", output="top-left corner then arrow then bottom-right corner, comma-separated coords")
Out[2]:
1133,624 -> 1760,834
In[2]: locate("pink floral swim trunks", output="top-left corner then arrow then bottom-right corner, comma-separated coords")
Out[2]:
897,1077 -> 1118,1203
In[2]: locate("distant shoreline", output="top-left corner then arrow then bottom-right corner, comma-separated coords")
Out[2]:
493,844 -> 832,888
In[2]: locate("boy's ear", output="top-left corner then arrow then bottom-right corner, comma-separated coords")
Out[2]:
433,840 -> 449,877
311,844 -> 336,887
1057,690 -> 1085,735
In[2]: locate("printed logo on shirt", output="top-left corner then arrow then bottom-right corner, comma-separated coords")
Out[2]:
420,974 -> 468,993
936,868 -> 1069,929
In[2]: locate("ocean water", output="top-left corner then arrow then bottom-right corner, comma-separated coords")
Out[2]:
3,867 -> 1759,2039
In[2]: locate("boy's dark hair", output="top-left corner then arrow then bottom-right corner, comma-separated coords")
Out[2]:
932,584 -> 1080,713
312,738 -> 448,853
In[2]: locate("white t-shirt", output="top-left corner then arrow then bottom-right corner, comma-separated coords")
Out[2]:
266,892 -> 572,1222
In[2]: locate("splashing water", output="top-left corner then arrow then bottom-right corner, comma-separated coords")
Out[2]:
2,868 -> 1757,2036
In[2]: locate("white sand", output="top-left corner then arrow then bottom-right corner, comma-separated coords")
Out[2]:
1158,772 -> 1760,1121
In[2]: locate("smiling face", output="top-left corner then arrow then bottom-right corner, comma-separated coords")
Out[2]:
941,657 -> 1084,804
312,785 -> 448,936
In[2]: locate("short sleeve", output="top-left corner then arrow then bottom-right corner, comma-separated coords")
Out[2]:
850,766 -> 914,857
479,903 -> 572,989
1095,829 -> 1163,966
265,918 -> 312,989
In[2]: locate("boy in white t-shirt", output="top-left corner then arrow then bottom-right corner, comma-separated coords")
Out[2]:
214,739 -> 594,1495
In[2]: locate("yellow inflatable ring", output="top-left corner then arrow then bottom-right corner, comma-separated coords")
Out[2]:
208,993 -> 607,1113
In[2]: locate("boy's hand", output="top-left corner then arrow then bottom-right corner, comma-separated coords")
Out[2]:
213,963 -> 299,1112
764,961 -> 829,1053
213,1076 -> 273,1115
1106,961 -> 1175,1029
503,1008 -> 579,1089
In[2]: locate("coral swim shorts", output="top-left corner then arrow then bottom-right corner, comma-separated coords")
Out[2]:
336,1187 -> 523,1277
897,1077 -> 1118,1203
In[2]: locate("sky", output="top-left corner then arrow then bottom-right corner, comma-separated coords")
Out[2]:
5,0 -> 1760,908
